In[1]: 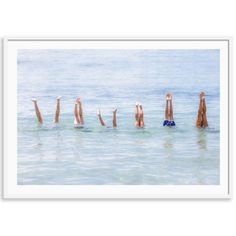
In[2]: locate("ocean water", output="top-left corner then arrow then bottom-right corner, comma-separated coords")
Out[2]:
17,49 -> 220,185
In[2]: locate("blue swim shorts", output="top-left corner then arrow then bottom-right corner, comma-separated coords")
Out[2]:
163,120 -> 176,127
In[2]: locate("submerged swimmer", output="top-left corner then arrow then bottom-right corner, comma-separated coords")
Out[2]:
97,108 -> 117,128
135,102 -> 144,128
163,93 -> 175,127
196,92 -> 208,128
74,97 -> 84,128
32,96 -> 62,124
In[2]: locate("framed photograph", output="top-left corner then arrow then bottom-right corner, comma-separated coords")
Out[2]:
3,37 -> 232,198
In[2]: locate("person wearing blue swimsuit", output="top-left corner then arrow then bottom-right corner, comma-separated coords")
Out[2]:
163,93 -> 176,127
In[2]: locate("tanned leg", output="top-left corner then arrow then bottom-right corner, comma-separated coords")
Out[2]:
165,93 -> 171,120
97,109 -> 106,126
169,93 -> 174,120
165,95 -> 169,120
74,103 -> 81,124
202,96 -> 208,128
32,99 -> 43,124
196,92 -> 204,128
135,102 -> 139,127
113,108 -> 117,128
54,96 -> 61,123
77,98 -> 84,125
139,103 -> 144,128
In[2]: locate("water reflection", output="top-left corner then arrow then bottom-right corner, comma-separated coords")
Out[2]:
163,131 -> 174,158
54,128 -> 63,160
197,129 -> 207,151
71,131 -> 85,159
33,129 -> 44,159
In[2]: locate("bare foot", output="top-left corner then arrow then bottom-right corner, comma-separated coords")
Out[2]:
97,108 -> 101,116
57,96 -> 62,100
200,92 -> 205,100
31,98 -> 37,103
166,93 -> 171,101
76,97 -> 81,104
139,103 -> 143,109
113,108 -> 117,113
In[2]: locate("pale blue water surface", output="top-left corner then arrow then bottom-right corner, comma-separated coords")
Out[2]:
17,49 -> 220,185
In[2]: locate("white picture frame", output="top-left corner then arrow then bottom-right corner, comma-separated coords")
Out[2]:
2,36 -> 233,199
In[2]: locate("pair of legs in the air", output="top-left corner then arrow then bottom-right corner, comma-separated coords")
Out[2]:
163,93 -> 175,127
32,96 -> 62,124
74,97 -> 84,127
196,92 -> 208,128
97,108 -> 117,128
97,102 -> 144,128
135,102 -> 144,128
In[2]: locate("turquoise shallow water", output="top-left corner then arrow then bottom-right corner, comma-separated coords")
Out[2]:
17,49 -> 220,185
